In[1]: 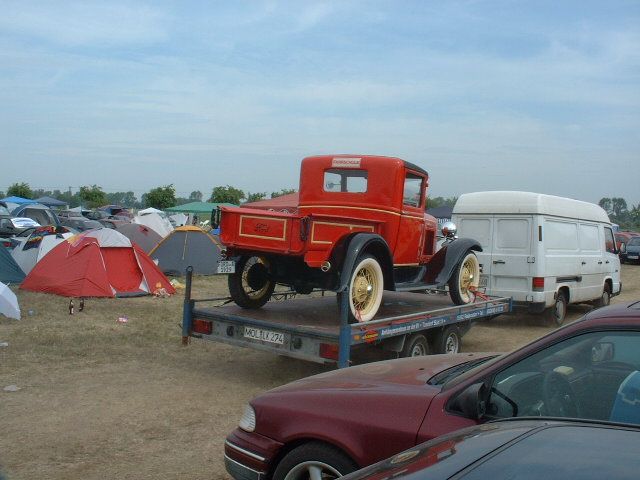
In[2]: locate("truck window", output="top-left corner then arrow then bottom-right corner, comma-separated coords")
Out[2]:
604,227 -> 616,254
324,169 -> 367,193
403,174 -> 423,208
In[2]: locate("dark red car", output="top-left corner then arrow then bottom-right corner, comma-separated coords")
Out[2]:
225,301 -> 640,480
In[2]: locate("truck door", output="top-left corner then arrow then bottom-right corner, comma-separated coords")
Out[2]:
455,215 -> 493,290
395,172 -> 427,265
490,216 -> 533,301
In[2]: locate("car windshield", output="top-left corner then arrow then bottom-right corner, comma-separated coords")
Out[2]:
629,238 -> 640,247
428,355 -> 500,387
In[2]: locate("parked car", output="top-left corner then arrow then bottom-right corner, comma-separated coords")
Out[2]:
452,191 -> 621,325
344,419 -> 640,480
615,231 -> 640,253
224,301 -> 640,480
621,237 -> 640,264
57,210 -> 103,231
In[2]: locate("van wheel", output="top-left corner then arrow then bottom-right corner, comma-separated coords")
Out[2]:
228,256 -> 275,308
400,334 -> 430,357
546,291 -> 568,326
449,251 -> 480,305
346,254 -> 384,323
272,442 -> 357,480
432,326 -> 461,354
592,284 -> 611,309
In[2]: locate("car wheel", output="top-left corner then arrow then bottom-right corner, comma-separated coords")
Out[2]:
228,255 -> 275,308
546,291 -> 568,326
400,334 -> 430,357
449,251 -> 480,305
592,284 -> 611,309
432,325 -> 461,354
272,442 -> 358,480
346,254 -> 384,322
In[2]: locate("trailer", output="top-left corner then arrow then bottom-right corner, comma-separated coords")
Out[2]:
182,269 -> 512,368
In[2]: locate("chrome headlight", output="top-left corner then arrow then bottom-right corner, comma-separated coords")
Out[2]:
239,404 -> 256,432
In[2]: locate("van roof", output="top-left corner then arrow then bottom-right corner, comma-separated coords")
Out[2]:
453,191 -> 611,223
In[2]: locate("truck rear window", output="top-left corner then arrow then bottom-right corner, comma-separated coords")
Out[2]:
324,169 -> 367,193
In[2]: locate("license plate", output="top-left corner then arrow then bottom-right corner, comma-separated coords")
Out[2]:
244,326 -> 284,345
217,260 -> 236,274
629,255 -> 639,260
479,275 -> 488,288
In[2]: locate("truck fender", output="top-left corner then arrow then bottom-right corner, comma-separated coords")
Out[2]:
335,233 -> 394,292
431,238 -> 482,286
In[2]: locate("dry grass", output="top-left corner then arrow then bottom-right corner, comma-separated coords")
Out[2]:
1,266 -> 638,479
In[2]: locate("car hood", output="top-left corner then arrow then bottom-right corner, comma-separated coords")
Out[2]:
252,353 -> 494,455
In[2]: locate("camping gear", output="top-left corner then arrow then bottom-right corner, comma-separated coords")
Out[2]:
11,203 -> 60,227
149,226 -> 222,276
115,223 -> 162,253
20,229 -> 176,298
0,244 -> 25,284
0,282 -> 20,320
133,212 -> 173,238
11,226 -> 74,274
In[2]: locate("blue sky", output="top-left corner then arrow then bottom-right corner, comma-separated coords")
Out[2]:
1,1 -> 639,205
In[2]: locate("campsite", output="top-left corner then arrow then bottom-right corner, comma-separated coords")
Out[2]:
0,265 -> 637,479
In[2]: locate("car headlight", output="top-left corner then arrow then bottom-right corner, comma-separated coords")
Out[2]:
239,404 -> 256,432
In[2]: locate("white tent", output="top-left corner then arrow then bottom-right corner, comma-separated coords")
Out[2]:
0,282 -> 20,320
12,229 -> 74,274
138,207 -> 164,216
133,212 -> 173,238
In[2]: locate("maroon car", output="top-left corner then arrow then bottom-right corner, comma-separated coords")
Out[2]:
225,301 -> 640,480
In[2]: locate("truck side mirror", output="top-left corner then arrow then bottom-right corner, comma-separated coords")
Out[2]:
450,382 -> 486,420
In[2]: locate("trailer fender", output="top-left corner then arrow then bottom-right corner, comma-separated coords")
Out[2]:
432,238 -> 482,286
335,233 -> 394,291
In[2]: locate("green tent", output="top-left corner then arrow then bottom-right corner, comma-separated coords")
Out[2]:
165,202 -> 236,214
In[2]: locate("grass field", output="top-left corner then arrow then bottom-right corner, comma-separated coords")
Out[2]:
1,266 -> 638,479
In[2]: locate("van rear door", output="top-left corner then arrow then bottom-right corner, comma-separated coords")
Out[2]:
490,217 -> 534,301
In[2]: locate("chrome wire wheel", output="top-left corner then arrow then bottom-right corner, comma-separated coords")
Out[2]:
283,460 -> 343,480
348,255 -> 384,322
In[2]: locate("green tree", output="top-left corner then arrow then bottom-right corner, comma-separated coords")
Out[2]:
428,196 -> 458,208
79,185 -> 107,208
611,197 -> 628,219
209,185 -> 244,205
189,191 -> 203,202
105,191 -> 138,208
144,185 -> 176,209
7,182 -> 33,199
598,198 -> 613,216
246,192 -> 267,203
271,188 -> 296,198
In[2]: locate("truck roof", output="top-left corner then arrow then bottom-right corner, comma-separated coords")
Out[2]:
302,154 -> 428,177
453,191 -> 611,224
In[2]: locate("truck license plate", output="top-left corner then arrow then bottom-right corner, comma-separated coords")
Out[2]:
217,260 -> 236,274
479,275 -> 488,288
244,327 -> 284,345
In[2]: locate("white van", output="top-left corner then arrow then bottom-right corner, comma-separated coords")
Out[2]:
452,191 -> 622,325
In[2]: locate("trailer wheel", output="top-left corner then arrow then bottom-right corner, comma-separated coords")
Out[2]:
432,325 -> 461,354
272,442 -> 357,480
346,254 -> 384,322
400,334 -> 430,357
546,291 -> 568,326
228,255 -> 275,309
449,251 -> 480,305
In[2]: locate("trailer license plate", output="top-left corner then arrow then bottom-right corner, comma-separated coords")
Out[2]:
244,327 -> 284,345
217,260 -> 235,274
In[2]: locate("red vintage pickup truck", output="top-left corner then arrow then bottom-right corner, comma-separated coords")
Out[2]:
218,155 -> 481,322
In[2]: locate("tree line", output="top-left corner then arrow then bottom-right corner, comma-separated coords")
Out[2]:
598,197 -> 640,231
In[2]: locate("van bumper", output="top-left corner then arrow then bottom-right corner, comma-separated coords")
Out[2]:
512,301 -> 547,314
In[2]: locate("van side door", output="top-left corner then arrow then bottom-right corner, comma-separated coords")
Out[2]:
490,217 -> 534,301
603,226 -> 622,294
578,223 -> 604,301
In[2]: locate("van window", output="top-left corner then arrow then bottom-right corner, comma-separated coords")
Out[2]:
496,219 -> 529,249
324,169 -> 367,193
604,227 -> 616,254
579,224 -> 600,252
459,218 -> 491,249
545,220 -> 578,251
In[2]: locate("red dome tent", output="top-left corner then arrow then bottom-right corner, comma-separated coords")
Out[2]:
20,229 -> 175,298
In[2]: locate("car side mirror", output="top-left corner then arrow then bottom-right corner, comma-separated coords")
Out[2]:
620,243 -> 626,253
450,382 -> 487,420
591,342 -> 614,364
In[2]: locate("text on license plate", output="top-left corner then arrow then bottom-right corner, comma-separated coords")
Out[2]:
217,260 -> 236,274
244,327 -> 284,345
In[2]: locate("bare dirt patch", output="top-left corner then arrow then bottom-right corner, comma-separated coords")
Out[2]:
1,266 -> 638,479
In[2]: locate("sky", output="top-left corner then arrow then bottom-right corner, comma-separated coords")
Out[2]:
1,1 -> 639,205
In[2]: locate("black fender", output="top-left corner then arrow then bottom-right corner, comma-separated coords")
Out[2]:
335,233 -> 394,292
432,238 -> 482,286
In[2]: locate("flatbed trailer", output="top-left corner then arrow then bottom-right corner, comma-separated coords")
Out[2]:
182,270 -> 512,368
